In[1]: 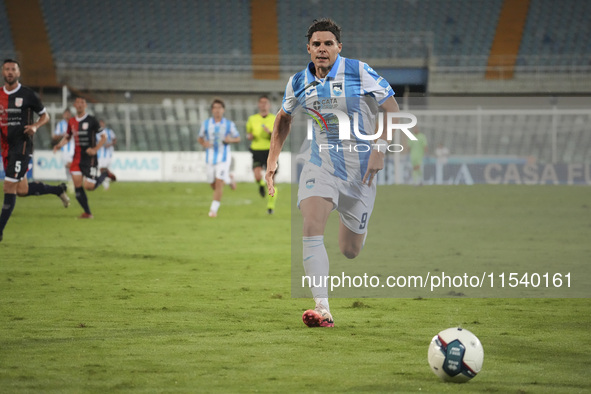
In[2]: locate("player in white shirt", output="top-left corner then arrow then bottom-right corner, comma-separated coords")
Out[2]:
52,109 -> 74,188
265,18 -> 400,327
198,98 -> 240,217
97,120 -> 117,190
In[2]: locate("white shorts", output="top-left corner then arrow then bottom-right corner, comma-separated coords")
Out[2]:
207,161 -> 232,184
297,163 -> 377,234
62,150 -> 74,165
98,157 -> 112,169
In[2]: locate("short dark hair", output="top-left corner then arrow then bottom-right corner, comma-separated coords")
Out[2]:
3,58 -> 20,67
211,98 -> 225,109
306,18 -> 342,43
258,95 -> 269,101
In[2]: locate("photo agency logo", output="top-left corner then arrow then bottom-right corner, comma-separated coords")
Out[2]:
304,107 -> 418,153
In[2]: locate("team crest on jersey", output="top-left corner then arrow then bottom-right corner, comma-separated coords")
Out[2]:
15,98 -> 23,107
305,178 -> 315,189
331,81 -> 343,96
82,122 -> 88,130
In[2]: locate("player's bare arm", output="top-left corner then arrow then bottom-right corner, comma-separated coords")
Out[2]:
107,137 -> 117,149
24,112 -> 50,136
223,135 -> 240,144
266,109 -> 292,196
363,96 -> 399,186
197,136 -> 212,149
53,133 -> 72,152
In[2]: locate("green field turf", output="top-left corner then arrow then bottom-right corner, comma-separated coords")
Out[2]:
1,182 -> 590,393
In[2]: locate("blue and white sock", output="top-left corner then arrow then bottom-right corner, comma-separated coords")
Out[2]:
303,235 -> 330,312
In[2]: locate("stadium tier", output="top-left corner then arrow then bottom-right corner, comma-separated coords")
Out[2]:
0,0 -> 17,59
518,0 -> 591,66
39,0 -> 252,69
278,0 -> 503,69
29,0 -> 590,79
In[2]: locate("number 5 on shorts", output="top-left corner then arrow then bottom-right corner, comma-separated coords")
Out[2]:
15,160 -> 21,173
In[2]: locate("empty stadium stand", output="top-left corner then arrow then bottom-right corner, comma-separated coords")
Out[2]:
0,0 -> 17,59
39,0 -> 252,69
518,0 -> 591,66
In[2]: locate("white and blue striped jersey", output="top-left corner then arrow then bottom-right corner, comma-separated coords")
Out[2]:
199,117 -> 240,165
53,119 -> 75,156
97,127 -> 116,160
282,55 -> 394,182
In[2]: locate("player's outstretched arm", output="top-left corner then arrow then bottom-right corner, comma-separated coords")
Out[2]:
363,96 -> 399,186
266,109 -> 292,196
53,133 -> 71,153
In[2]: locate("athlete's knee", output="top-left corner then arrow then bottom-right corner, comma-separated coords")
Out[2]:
341,244 -> 361,259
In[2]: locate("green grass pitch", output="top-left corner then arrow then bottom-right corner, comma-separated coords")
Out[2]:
0,182 -> 589,393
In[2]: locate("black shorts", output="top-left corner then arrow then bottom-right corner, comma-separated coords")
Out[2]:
71,157 -> 99,181
250,149 -> 277,173
2,153 -> 31,182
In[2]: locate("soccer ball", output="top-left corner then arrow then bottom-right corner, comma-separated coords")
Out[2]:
427,327 -> 484,383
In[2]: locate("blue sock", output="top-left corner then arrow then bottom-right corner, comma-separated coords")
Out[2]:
93,172 -> 108,190
75,187 -> 91,214
27,182 -> 62,196
0,193 -> 17,236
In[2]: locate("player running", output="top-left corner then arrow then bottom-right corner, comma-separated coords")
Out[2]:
52,108 -> 75,190
265,19 -> 400,327
97,119 -> 117,190
246,95 -> 278,214
53,97 -> 115,219
0,59 -> 70,243
407,127 -> 427,185
198,98 -> 240,218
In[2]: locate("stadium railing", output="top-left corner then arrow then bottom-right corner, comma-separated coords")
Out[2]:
40,99 -> 591,166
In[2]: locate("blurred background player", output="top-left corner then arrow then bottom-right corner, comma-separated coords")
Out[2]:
407,127 -> 428,185
435,142 -> 449,185
52,108 -> 74,191
0,59 -> 70,242
265,19 -> 399,327
53,97 -> 114,219
197,98 -> 240,218
246,95 -> 278,214
97,119 -> 117,190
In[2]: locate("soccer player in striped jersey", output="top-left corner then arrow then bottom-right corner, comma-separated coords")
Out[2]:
198,98 -> 240,217
246,95 -> 278,213
0,59 -> 70,243
53,97 -> 114,219
52,108 -> 74,189
97,119 -> 117,190
265,19 -> 400,327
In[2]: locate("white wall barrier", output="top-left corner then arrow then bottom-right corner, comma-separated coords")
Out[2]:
16,151 -> 590,185
30,151 -> 292,183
